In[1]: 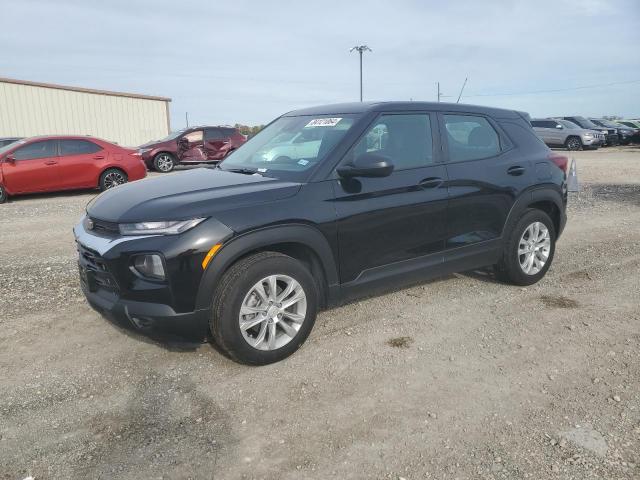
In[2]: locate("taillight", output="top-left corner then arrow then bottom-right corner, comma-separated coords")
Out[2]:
549,152 -> 568,173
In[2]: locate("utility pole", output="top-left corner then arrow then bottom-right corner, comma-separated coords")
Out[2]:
437,82 -> 441,102
350,45 -> 372,102
185,112 -> 190,128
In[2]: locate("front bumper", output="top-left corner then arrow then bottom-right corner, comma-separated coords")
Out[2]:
604,133 -> 620,145
74,216 -> 233,338
80,279 -> 209,337
581,136 -> 600,146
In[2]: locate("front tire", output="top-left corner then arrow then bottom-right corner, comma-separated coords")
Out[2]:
495,209 -> 556,286
0,184 -> 7,204
210,252 -> 319,365
153,152 -> 176,172
99,168 -> 128,191
565,136 -> 582,151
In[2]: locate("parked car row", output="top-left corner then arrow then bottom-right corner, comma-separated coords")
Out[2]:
0,124 -> 247,202
532,116 -> 640,150
0,136 -> 146,203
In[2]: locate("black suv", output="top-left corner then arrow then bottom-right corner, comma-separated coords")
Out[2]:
75,102 -> 568,365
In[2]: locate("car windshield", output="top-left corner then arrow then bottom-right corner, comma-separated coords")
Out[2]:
558,120 -> 580,129
219,114 -> 360,181
595,119 -> 621,128
156,130 -> 187,142
572,117 -> 600,129
0,139 -> 26,155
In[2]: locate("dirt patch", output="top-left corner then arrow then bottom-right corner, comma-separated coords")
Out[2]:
564,269 -> 593,281
540,295 -> 580,309
387,336 -> 414,348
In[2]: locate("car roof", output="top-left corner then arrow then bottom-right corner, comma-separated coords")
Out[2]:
13,135 -> 107,142
284,101 -> 522,119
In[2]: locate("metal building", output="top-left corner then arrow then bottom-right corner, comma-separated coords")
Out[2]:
0,77 -> 171,147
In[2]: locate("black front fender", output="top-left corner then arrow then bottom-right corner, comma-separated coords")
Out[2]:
195,224 -> 339,311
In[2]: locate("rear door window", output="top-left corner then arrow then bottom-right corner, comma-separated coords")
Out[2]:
12,140 -> 57,160
443,114 -> 501,162
59,139 -> 102,155
204,128 -> 224,141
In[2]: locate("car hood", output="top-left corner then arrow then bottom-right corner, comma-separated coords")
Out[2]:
139,139 -> 173,149
87,168 -> 302,223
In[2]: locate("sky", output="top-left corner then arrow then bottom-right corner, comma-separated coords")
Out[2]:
2,0 -> 639,128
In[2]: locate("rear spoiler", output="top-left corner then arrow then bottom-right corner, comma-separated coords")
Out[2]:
516,110 -> 532,125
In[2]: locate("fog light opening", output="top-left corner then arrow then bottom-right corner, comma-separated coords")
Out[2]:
131,254 -> 165,280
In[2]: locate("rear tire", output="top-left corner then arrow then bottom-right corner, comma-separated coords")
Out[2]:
565,136 -> 582,151
0,184 -> 7,203
495,209 -> 556,286
153,152 -> 176,172
210,251 -> 319,365
99,168 -> 128,191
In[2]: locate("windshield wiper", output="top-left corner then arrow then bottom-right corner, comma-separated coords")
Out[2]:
224,167 -> 261,175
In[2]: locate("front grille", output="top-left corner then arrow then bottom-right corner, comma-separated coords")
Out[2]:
88,217 -> 120,237
77,243 -> 120,293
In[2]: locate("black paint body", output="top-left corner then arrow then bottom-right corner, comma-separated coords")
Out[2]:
76,102 -> 567,338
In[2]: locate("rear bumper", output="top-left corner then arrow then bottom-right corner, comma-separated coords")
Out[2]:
129,160 -> 148,181
558,209 -> 568,238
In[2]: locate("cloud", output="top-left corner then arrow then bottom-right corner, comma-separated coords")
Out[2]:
1,0 -> 639,125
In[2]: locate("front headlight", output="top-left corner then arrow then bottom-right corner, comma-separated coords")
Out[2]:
138,148 -> 151,155
583,133 -> 593,138
119,218 -> 206,235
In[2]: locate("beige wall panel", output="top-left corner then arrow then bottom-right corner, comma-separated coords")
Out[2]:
0,80 -> 170,147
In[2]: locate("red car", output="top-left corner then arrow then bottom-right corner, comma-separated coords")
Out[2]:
138,126 -> 247,172
0,136 -> 147,203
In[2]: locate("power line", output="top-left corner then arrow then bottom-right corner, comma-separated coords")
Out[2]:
463,79 -> 640,98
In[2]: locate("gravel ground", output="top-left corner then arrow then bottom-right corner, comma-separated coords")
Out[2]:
1,148 -> 639,479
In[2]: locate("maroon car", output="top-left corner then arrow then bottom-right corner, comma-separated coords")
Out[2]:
139,126 -> 247,172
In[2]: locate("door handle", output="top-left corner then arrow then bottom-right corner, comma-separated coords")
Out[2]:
93,155 -> 105,160
419,177 -> 444,189
44,160 -> 58,165
507,166 -> 525,176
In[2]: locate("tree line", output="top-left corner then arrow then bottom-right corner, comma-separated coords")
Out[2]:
234,124 -> 265,137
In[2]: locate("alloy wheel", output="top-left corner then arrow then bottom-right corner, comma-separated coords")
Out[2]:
518,221 -> 551,275
567,138 -> 581,150
156,154 -> 174,172
238,274 -> 307,351
103,171 -> 126,189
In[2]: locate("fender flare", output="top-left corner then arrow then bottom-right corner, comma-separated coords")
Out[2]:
195,223 -> 339,311
501,186 -> 564,237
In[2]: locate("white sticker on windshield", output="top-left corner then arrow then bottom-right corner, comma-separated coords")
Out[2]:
298,159 -> 309,166
305,117 -> 342,127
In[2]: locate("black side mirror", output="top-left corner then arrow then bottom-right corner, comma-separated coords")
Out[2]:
5,155 -> 15,164
337,152 -> 394,178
